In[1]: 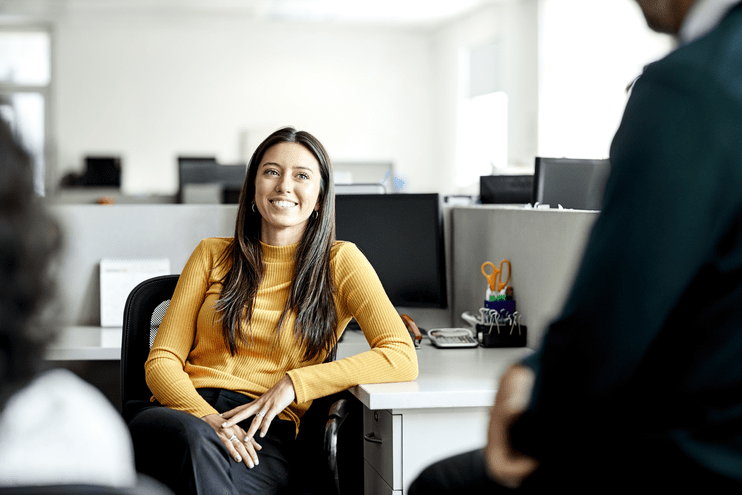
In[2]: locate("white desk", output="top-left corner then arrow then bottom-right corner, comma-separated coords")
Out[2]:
338,331 -> 533,495
46,326 -> 123,361
49,327 -> 532,494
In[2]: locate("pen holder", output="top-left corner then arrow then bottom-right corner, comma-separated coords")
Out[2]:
476,323 -> 527,348
484,299 -> 515,314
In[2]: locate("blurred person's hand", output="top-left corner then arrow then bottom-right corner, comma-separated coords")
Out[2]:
485,364 -> 539,488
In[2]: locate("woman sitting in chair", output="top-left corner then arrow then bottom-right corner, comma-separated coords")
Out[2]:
128,127 -> 419,495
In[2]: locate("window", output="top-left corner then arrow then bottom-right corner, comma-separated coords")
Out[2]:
538,0 -> 673,159
456,39 -> 509,189
0,28 -> 52,195
456,92 -> 508,187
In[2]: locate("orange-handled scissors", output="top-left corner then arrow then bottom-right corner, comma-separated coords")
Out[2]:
481,259 -> 511,292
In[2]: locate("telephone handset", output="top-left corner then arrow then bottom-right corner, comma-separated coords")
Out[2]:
401,314 -> 422,349
428,328 -> 478,348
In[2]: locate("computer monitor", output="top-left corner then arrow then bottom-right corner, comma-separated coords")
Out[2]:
334,193 -> 447,308
178,157 -> 246,204
81,156 -> 122,187
532,157 -> 611,210
480,175 -> 533,204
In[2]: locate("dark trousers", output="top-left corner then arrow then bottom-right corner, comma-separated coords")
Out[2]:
409,449 -> 522,495
127,389 -> 296,495
408,446 -> 742,494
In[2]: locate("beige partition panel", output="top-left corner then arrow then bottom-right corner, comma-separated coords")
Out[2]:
51,204 -> 238,326
452,206 -> 599,348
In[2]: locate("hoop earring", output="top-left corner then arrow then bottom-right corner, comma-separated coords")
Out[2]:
251,201 -> 256,213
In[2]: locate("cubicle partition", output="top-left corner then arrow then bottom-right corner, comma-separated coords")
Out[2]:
51,204 -> 238,327
46,204 -> 238,410
50,203 -> 599,347
451,206 -> 598,348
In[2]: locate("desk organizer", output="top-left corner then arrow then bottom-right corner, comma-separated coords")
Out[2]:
476,323 -> 527,348
484,299 -> 515,314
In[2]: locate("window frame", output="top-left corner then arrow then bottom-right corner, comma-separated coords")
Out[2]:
0,23 -> 54,195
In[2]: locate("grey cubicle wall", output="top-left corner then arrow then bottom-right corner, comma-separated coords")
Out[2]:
51,204 -> 238,326
50,203 -> 597,342
49,202 -> 455,330
452,206 -> 598,348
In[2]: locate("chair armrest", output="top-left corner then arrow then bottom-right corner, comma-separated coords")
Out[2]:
324,399 -> 350,495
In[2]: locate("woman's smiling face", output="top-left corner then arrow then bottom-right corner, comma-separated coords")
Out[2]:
253,141 -> 322,246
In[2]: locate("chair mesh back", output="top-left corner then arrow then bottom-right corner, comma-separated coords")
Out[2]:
149,299 -> 171,349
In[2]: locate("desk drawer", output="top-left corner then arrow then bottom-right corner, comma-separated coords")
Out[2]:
363,408 -> 402,490
364,460 -> 402,495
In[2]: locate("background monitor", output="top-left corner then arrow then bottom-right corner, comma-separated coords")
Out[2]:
59,156 -> 121,188
334,193 -> 447,309
178,157 -> 246,203
83,156 -> 121,187
480,175 -> 533,204
532,157 -> 611,210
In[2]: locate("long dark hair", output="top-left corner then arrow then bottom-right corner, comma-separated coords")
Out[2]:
215,127 -> 338,361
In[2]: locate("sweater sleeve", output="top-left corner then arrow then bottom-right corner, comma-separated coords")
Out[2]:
144,239 -> 221,418
287,242 -> 419,404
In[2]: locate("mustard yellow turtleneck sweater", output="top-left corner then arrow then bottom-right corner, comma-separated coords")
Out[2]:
144,237 -> 418,430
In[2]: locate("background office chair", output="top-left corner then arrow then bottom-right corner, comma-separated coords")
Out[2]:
120,275 -> 361,495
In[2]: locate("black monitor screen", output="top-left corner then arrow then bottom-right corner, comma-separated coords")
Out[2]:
83,156 -> 121,187
178,157 -> 219,185
335,193 -> 447,308
480,175 -> 533,204
178,157 -> 246,204
532,157 -> 611,210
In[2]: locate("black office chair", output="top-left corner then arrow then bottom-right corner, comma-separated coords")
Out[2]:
120,275 -> 361,495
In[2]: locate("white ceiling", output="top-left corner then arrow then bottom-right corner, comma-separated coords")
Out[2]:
0,0 -> 517,27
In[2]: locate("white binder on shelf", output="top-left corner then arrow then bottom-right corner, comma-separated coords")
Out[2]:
100,258 -> 171,327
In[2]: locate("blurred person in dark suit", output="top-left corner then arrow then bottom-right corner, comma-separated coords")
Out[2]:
411,0 -> 742,492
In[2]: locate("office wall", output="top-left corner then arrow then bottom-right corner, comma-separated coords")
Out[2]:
49,2 -> 540,197
53,12 -> 434,195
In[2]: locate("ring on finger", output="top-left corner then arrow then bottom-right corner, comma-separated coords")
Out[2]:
229,435 -> 239,442
256,412 -> 265,417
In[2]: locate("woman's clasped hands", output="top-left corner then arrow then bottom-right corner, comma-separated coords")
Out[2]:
203,375 -> 298,469
201,413 -> 263,469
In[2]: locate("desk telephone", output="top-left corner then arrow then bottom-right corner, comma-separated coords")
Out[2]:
427,328 -> 478,348
401,315 -> 478,348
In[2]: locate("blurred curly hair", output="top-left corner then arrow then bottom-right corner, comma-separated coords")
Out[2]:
0,117 -> 62,412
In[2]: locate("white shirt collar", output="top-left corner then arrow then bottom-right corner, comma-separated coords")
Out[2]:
679,0 -> 742,44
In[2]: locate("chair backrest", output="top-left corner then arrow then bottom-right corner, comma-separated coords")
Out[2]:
120,275 -> 180,417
